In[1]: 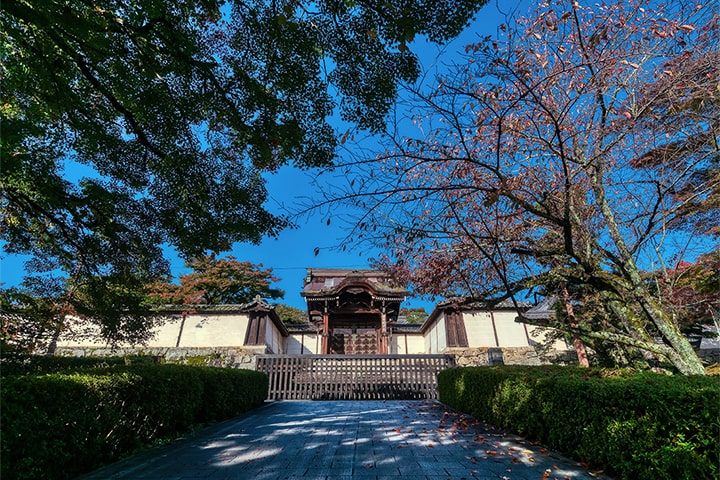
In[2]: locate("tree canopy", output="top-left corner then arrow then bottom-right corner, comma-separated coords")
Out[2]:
147,255 -> 284,305
322,0 -> 719,374
273,303 -> 309,324
650,251 -> 720,334
1,284 -> 66,353
399,307 -> 428,325
0,0 -> 488,338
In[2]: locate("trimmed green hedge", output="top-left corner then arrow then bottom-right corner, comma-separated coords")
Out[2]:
438,366 -> 720,480
0,353 -> 159,377
1,363 -> 268,480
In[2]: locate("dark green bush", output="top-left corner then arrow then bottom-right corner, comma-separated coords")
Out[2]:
198,366 -> 268,422
1,363 -> 268,480
438,366 -> 720,480
0,353 -> 158,377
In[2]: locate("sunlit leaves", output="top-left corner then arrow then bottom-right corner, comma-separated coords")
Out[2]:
146,255 -> 284,305
273,303 -> 308,324
0,0 -> 488,340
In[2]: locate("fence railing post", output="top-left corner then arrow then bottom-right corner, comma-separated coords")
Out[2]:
256,354 -> 457,401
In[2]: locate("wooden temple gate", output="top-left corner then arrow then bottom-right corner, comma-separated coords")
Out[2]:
256,354 -> 457,400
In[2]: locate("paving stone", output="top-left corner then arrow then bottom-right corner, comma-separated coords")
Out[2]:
331,476 -> 378,480
275,475 -> 326,480
76,400 -> 613,480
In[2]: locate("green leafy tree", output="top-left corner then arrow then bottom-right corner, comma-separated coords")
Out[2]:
147,255 -> 284,305
273,303 -> 308,324
0,273 -> 158,352
399,307 -> 428,325
0,0 -> 488,339
0,285 -> 64,354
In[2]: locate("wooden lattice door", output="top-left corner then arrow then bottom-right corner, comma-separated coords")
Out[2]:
329,326 -> 379,354
344,328 -> 377,354
329,329 -> 347,354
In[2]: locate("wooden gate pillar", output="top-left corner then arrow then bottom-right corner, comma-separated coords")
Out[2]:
321,310 -> 329,354
379,309 -> 388,354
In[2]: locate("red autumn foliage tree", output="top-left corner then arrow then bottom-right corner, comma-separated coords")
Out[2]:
321,0 -> 719,374
147,255 -> 284,305
651,251 -> 720,333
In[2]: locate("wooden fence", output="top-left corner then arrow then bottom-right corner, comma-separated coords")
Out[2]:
256,354 -> 457,400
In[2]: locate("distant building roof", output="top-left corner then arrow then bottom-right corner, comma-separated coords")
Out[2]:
284,322 -> 318,334
434,297 -> 532,310
522,296 -> 559,321
393,323 -> 423,334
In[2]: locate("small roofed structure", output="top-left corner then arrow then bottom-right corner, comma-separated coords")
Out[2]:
301,268 -> 409,354
520,295 -> 558,325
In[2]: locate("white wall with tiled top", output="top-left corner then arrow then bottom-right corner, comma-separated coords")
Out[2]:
526,325 -> 571,350
56,313 -> 252,348
162,313 -> 250,348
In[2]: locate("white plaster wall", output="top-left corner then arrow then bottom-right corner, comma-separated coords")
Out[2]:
177,314 -> 250,347
390,335 -> 401,354
285,335 -> 301,354
275,324 -> 284,353
391,334 -> 420,354
305,333 -> 320,354
264,320 -> 285,354
56,316 -> 111,347
526,325 -> 570,350
56,313 -> 251,348
284,333 -> 319,354
405,334 -> 426,354
147,317 -> 185,347
425,316 -> 447,353
493,311 -> 530,347
57,315 -> 186,348
265,320 -> 275,353
464,311 -> 497,347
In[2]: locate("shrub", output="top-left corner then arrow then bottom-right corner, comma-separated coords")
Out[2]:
1,362 -> 268,480
0,353 -> 158,377
197,366 -> 268,422
438,366 -> 720,480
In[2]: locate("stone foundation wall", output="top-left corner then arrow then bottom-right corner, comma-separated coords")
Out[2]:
446,347 -> 580,367
53,346 -> 268,370
52,346 -> 719,370
447,346 -> 720,368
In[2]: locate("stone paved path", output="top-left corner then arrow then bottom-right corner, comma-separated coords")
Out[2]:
78,400 -> 612,480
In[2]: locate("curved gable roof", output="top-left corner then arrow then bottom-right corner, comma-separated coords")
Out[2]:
301,268 -> 408,298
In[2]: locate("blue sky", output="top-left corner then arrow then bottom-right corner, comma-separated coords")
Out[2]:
201,3 -> 523,311
0,1 -> 526,312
